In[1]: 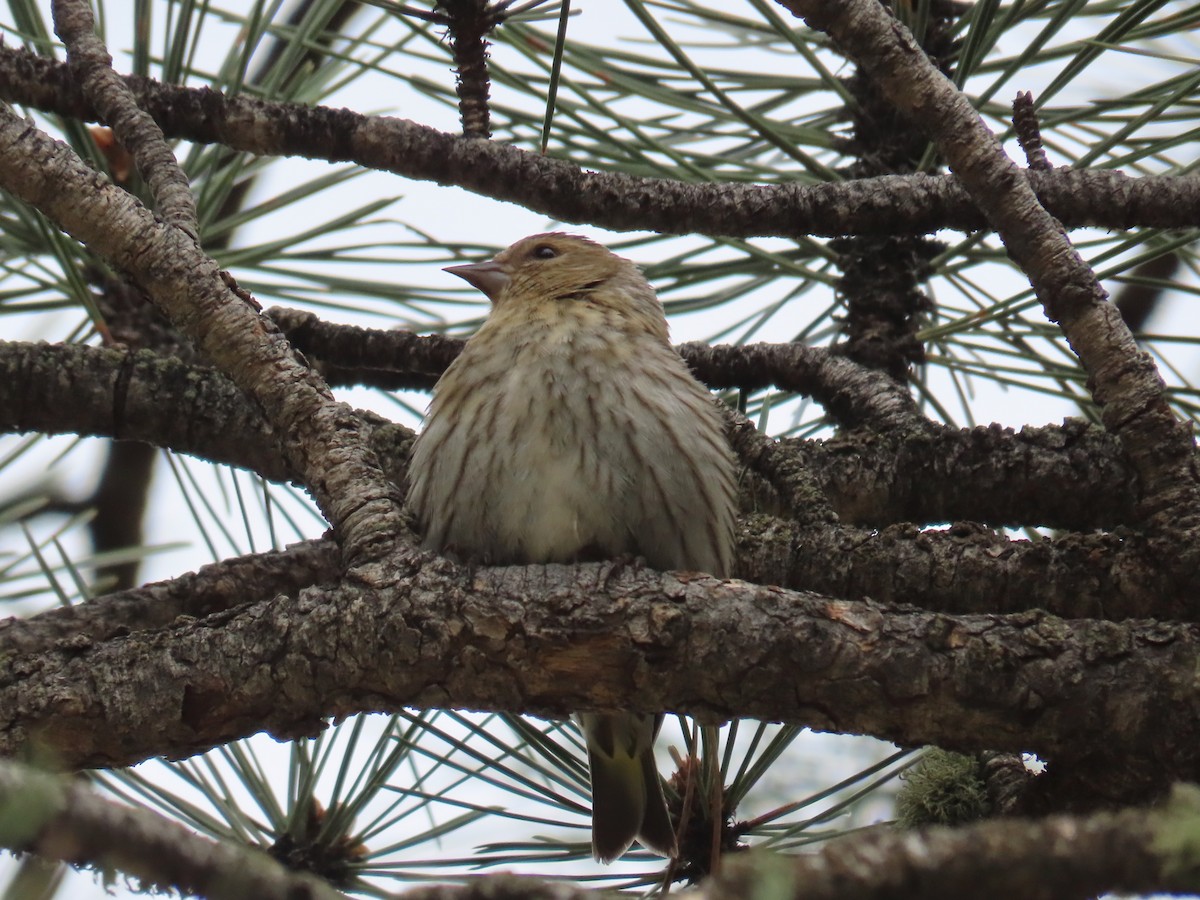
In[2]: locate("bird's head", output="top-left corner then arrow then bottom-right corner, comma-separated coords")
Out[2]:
445,233 -> 668,341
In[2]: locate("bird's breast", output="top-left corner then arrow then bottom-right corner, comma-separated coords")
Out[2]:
408,317 -> 733,576
482,338 -> 637,562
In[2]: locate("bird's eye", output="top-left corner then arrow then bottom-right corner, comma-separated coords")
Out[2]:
532,244 -> 558,260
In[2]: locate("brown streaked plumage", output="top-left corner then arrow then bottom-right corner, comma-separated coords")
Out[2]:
406,232 -> 737,863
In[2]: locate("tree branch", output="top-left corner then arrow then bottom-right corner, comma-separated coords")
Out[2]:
267,307 -> 926,431
4,557 -> 1200,797
0,539 -> 339,655
709,787 -> 1200,900
51,0 -> 199,240
779,0 -> 1200,545
0,107 -> 405,566
0,341 -> 290,479
1,45 -> 1198,239
737,516 -> 1174,621
0,759 -> 347,900
791,419 -> 1138,530
5,509 -> 1174,665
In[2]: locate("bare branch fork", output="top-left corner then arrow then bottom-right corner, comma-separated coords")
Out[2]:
777,0 -> 1200,551
0,80 -> 405,569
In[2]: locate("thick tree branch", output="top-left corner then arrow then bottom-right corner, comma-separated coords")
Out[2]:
0,341 -> 1145,531
0,341 -> 291,480
0,759 -> 347,900
0,107 -> 405,566
737,517 -> 1173,621
709,787 -> 1200,900
1,46 -> 1198,239
4,557 -> 1200,796
0,540 -> 339,655
268,307 -> 926,431
4,511 -> 1172,664
793,418 -> 1138,530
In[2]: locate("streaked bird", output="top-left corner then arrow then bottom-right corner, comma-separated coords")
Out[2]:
406,233 -> 736,863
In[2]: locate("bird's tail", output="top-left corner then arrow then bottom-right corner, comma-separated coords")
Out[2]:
580,712 -> 677,864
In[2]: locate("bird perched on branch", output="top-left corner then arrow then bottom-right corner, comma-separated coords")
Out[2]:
406,232 -> 737,864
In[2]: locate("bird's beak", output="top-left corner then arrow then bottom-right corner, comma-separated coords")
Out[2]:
444,261 -> 510,302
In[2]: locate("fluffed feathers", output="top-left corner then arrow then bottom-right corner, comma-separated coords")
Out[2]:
406,233 -> 736,862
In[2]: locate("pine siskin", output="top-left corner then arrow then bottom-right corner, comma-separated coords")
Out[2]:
406,233 -> 737,863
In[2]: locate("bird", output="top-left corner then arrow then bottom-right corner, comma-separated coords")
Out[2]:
405,232 -> 737,864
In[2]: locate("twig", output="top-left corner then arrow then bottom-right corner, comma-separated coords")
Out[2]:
51,0 -> 199,241
1012,91 -> 1052,171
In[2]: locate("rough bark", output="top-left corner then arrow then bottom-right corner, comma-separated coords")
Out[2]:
5,557 -> 1200,806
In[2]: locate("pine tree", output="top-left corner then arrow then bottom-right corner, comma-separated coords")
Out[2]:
2,1 -> 1200,897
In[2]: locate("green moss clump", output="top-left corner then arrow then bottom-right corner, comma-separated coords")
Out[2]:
895,749 -> 990,828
